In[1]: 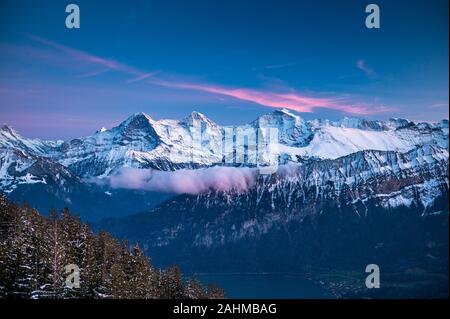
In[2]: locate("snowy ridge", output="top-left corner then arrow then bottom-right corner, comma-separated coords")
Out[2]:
1,111 -> 448,176
0,149 -> 43,193
0,110 -> 448,201
264,144 -> 448,210
187,144 -> 448,214
54,111 -> 448,176
0,125 -> 62,156
0,147 -> 81,193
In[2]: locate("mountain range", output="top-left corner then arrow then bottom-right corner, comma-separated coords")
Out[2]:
0,109 -> 448,219
1,109 -> 447,184
1,110 -> 449,295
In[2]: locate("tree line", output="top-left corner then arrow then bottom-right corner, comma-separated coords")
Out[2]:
0,194 -> 224,299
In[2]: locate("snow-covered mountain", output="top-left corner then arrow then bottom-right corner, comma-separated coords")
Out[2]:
0,110 -> 448,220
53,110 -> 448,176
0,122 -> 171,220
96,144 -> 449,272
101,144 -> 449,246
4,109 -> 448,176
1,110 -> 449,279
0,125 -> 69,193
0,125 -> 62,156
56,111 -> 225,176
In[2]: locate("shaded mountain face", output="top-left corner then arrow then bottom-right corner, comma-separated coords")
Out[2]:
95,145 -> 449,273
252,109 -> 313,147
0,110 -> 448,224
57,112 -> 162,177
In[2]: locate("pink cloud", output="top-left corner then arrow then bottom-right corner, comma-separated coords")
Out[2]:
150,79 -> 389,114
23,34 -> 389,116
99,166 -> 257,195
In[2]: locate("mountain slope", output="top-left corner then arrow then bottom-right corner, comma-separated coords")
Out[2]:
0,125 -> 62,156
95,145 -> 449,273
1,111 -> 448,221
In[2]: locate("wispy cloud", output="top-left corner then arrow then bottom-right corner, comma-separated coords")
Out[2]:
76,68 -> 110,78
430,102 -> 449,109
25,34 -> 149,77
126,71 -> 160,84
357,59 -> 376,78
23,34 -> 389,115
149,79 -> 389,114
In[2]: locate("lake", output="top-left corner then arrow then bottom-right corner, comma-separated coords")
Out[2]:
196,273 -> 331,299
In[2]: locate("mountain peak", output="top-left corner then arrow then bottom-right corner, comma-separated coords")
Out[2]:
190,111 -> 208,120
272,108 -> 298,117
336,117 -> 387,131
387,117 -> 412,129
254,108 -> 303,127
114,112 -> 159,137
96,127 -> 108,134
182,111 -> 215,126
120,112 -> 155,127
1,124 -> 19,137
129,112 -> 154,122
252,108 -> 312,147
257,108 -> 302,122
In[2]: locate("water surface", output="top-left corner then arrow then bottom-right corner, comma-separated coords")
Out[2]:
196,273 -> 331,299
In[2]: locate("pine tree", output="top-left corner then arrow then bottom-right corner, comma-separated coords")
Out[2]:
159,266 -> 185,299
80,228 -> 100,298
9,204 -> 36,298
206,284 -> 226,299
185,276 -> 207,299
129,244 -> 157,298
0,195 -> 223,299
109,263 -> 130,298
45,209 -> 66,298
0,195 -> 13,297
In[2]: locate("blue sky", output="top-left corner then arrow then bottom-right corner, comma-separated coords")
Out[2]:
0,0 -> 448,139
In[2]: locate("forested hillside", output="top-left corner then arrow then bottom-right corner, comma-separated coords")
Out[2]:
0,194 -> 224,299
